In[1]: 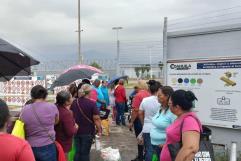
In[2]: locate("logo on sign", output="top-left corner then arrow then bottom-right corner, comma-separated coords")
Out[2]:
217,96 -> 230,105
170,64 -> 192,70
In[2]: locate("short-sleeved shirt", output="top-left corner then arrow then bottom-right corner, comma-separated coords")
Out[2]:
71,97 -> 100,135
21,102 -> 59,147
101,86 -> 110,106
139,96 -> 160,133
114,85 -> 127,103
109,89 -> 115,107
0,134 -> 35,161
150,108 -> 176,145
132,90 -> 150,109
160,112 -> 201,161
94,86 -> 105,109
89,89 -> 98,102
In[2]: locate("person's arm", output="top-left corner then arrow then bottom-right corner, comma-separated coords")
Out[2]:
55,115 -> 59,125
175,131 -> 200,161
122,87 -> 127,102
92,103 -> 102,136
129,108 -> 139,129
18,143 -> 35,161
97,99 -> 105,104
62,112 -> 78,137
54,105 -> 60,125
138,101 -> 145,126
129,95 -> 140,128
138,110 -> 145,126
106,90 -> 110,106
97,91 -> 106,105
93,115 -> 102,136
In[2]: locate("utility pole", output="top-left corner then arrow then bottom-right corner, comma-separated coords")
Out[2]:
148,46 -> 153,79
77,0 -> 83,64
112,27 -> 123,76
163,17 -> 168,85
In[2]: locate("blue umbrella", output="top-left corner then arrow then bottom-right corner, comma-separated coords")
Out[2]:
108,75 -> 128,86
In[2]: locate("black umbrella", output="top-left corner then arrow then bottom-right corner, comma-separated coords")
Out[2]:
0,38 -> 39,81
50,65 -> 102,89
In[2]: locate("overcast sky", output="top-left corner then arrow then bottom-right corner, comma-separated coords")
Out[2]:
0,0 -> 240,62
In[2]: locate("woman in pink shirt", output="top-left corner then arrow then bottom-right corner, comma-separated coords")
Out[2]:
160,90 -> 201,161
0,99 -> 35,161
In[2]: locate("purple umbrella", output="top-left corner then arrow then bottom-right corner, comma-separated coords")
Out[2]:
50,65 -> 102,89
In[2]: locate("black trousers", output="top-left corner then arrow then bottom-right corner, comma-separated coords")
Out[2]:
134,118 -> 144,160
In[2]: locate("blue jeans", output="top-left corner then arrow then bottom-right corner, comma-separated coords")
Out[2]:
143,133 -> 153,161
74,135 -> 94,161
32,143 -> 57,161
152,145 -> 162,161
115,102 -> 126,125
134,118 -> 144,160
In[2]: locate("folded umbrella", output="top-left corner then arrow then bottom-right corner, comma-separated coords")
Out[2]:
0,38 -> 39,81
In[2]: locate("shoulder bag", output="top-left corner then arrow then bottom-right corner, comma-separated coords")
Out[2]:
76,99 -> 94,124
11,110 -> 25,139
167,115 -> 215,161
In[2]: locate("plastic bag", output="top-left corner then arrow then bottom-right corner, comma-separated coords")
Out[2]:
101,119 -> 110,136
137,132 -> 144,145
95,135 -> 101,151
11,119 -> 25,139
152,153 -> 158,161
68,139 -> 76,161
101,147 -> 122,161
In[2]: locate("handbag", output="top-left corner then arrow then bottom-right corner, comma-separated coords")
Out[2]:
76,100 -> 96,145
168,115 -> 215,161
32,105 -> 66,161
100,107 -> 110,120
11,111 -> 25,139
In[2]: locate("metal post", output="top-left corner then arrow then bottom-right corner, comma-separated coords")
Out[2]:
77,0 -> 83,64
230,142 -> 237,161
117,39 -> 120,75
112,27 -> 123,76
163,17 -> 168,85
148,47 -> 153,79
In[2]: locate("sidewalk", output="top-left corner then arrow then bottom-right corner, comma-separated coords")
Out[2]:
91,123 -> 138,161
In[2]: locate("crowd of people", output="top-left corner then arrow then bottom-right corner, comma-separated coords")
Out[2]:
0,78 -> 202,161
128,80 -> 201,161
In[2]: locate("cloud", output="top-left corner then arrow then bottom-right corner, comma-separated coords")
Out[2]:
0,0 -> 240,62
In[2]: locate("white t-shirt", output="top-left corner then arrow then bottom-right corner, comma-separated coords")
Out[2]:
140,96 -> 160,133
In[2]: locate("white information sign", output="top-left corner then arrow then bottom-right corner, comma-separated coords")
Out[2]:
167,58 -> 241,129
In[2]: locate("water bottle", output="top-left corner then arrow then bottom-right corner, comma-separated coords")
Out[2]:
95,135 -> 101,151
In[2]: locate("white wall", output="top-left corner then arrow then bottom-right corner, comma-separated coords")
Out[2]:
120,66 -> 162,78
167,24 -> 241,150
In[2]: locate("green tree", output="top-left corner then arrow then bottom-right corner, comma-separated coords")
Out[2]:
134,67 -> 141,78
145,64 -> 151,73
158,61 -> 164,70
90,61 -> 102,69
140,66 -> 146,77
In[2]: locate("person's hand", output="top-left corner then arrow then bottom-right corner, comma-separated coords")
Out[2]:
97,132 -> 102,138
75,123 -> 79,129
128,122 -> 133,130
159,144 -> 164,148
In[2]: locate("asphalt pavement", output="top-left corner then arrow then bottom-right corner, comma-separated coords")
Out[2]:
91,120 -> 138,161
